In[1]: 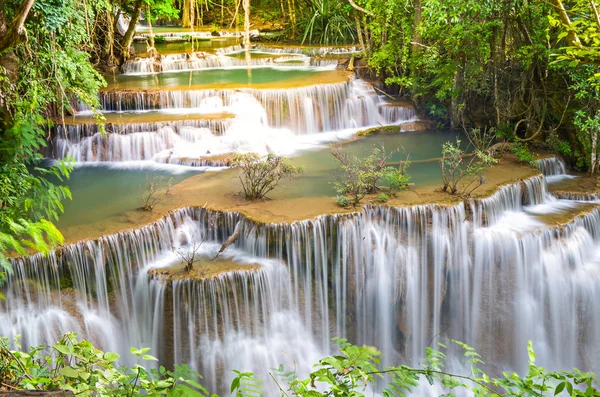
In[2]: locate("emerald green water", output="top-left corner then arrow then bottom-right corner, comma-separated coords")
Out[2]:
270,130 -> 467,199
104,67 -> 346,90
56,167 -> 197,229
56,130 -> 464,231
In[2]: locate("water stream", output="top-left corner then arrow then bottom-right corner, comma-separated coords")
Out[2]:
3,174 -> 600,394
4,38 -> 600,396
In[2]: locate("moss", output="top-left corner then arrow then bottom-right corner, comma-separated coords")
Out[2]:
356,125 -> 401,137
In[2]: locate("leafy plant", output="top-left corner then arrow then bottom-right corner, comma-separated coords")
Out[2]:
381,162 -> 411,195
298,0 -> 355,44
439,139 -> 497,196
0,333 -> 210,396
232,153 -> 304,200
511,142 -> 536,164
331,144 -> 399,206
230,370 -> 264,396
377,193 -> 389,202
335,195 -> 350,207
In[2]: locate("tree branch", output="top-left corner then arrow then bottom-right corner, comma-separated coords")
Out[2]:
550,0 -> 582,47
347,0 -> 373,16
0,0 -> 36,53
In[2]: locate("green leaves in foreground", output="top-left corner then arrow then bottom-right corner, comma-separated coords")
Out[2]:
1,334 -> 598,397
0,333 -> 211,396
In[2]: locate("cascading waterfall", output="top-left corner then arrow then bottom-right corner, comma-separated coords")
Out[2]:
216,44 -> 361,56
57,127 -> 216,162
536,157 -> 567,176
57,79 -> 418,163
4,175 -> 600,394
556,192 -> 600,202
86,80 -> 412,132
123,52 -> 310,74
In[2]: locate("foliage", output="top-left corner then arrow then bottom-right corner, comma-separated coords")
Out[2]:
381,161 -> 411,195
232,153 -> 303,200
297,0 -> 355,44
0,333 -> 211,396
511,142 -> 536,164
335,195 -> 350,207
0,0 -> 106,291
439,139 -> 497,196
2,334 -> 599,397
331,144 -> 399,207
270,339 -> 599,397
377,193 -> 389,203
230,370 -> 264,396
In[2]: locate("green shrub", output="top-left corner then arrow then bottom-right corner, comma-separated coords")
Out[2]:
331,144 -> 397,207
381,163 -> 411,194
335,195 -> 350,207
0,333 -> 208,396
377,193 -> 389,202
233,153 -> 304,200
511,142 -> 536,163
440,139 -> 497,196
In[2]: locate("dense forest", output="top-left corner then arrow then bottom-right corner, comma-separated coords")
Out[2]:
1,0 -> 600,394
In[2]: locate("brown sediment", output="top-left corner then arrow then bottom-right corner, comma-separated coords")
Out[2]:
53,111 -> 235,126
58,155 -> 540,245
148,259 -> 261,281
532,202 -> 600,227
548,173 -> 600,196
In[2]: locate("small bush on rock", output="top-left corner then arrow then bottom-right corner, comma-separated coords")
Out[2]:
233,153 -> 303,200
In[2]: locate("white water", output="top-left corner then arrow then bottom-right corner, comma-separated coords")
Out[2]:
58,79 -> 418,164
217,44 -> 361,56
3,175 -> 600,394
123,52 -> 310,75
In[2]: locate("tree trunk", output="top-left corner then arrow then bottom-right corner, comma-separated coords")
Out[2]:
289,0 -> 297,37
101,8 -> 116,65
355,14 -> 365,53
243,0 -> 251,76
146,7 -> 157,57
0,0 -> 36,53
450,65 -> 463,128
591,116 -> 599,175
182,0 -> 191,27
362,16 -> 370,51
411,0 -> 421,96
120,0 -> 144,63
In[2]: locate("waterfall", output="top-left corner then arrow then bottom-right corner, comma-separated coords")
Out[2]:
54,79 -> 418,164
123,52 -> 311,75
56,127 -> 219,162
556,192 -> 600,202
85,80 -> 413,133
535,156 -> 575,183
536,157 -> 567,176
216,44 -> 362,56
4,176 -> 600,394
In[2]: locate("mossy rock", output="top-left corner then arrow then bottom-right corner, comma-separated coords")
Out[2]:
356,125 -> 401,136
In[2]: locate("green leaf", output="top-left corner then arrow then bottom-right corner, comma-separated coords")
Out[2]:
555,382 -> 566,395
54,344 -> 73,355
104,351 -> 120,363
60,367 -> 79,378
